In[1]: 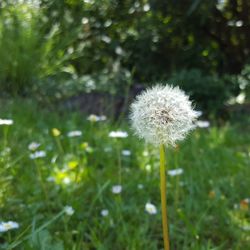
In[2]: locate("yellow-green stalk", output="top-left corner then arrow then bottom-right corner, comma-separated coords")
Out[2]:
160,144 -> 170,250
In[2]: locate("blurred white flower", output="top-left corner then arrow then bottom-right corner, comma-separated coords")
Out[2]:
145,202 -> 157,215
137,184 -> 144,189
64,206 -> 74,216
196,120 -> 210,128
63,177 -> 71,185
87,114 -> 107,122
130,85 -> 198,146
67,130 -> 82,137
0,119 -> 13,125
122,150 -> 131,156
111,185 -> 122,194
0,221 -> 19,232
29,151 -> 46,159
142,151 -> 149,157
100,209 -> 109,217
28,142 -> 40,151
145,164 -> 152,172
109,131 -> 128,138
168,168 -> 184,176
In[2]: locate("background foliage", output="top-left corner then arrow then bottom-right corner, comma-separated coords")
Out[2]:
0,0 -> 250,112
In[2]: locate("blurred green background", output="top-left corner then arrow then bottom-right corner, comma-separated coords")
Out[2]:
0,0 -> 249,115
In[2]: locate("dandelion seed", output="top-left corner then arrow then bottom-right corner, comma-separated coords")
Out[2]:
145,202 -> 157,215
122,150 -> 131,156
196,120 -> 210,128
52,128 -> 61,137
29,151 -> 46,159
101,209 -> 109,217
168,168 -> 184,176
130,85 -> 198,146
64,206 -> 74,216
0,119 -> 13,125
28,142 -> 40,151
0,221 -> 19,232
109,131 -> 128,138
67,130 -> 82,137
111,185 -> 122,194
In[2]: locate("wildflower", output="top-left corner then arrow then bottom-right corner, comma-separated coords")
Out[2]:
122,150 -> 131,156
130,85 -> 198,146
168,168 -> 184,176
196,120 -> 210,128
111,185 -> 122,194
0,119 -> 13,125
28,142 -> 40,151
52,128 -> 61,137
101,209 -> 109,217
208,190 -> 216,199
68,161 -> 78,169
64,206 -> 74,216
87,114 -> 106,122
145,164 -> 152,172
145,202 -> 157,215
240,198 -> 249,211
29,151 -> 46,159
67,130 -> 82,137
109,131 -> 128,138
0,221 -> 19,232
63,177 -> 71,185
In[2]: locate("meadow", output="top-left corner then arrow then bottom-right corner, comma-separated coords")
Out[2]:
0,99 -> 249,250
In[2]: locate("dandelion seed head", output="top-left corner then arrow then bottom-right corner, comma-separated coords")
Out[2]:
130,85 -> 198,146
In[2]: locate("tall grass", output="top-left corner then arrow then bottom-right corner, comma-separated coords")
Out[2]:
0,99 -> 249,249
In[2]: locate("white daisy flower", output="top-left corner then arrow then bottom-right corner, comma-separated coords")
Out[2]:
0,119 -> 13,125
0,221 -> 19,232
109,131 -> 128,138
29,151 -> 46,159
87,114 -> 106,122
64,206 -> 74,216
168,168 -> 184,176
130,85 -> 198,146
100,209 -> 109,217
196,120 -> 210,128
122,150 -> 131,156
145,202 -> 157,215
67,130 -> 82,137
111,185 -> 122,194
63,177 -> 71,185
28,142 -> 40,151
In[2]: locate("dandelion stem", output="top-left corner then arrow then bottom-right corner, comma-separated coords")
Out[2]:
160,144 -> 170,250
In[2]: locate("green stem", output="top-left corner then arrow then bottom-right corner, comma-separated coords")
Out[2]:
160,144 -> 170,250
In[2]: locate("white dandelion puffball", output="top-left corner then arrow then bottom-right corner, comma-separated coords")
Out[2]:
130,85 -> 198,146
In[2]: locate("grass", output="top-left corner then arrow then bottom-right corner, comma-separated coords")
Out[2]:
0,98 -> 249,250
